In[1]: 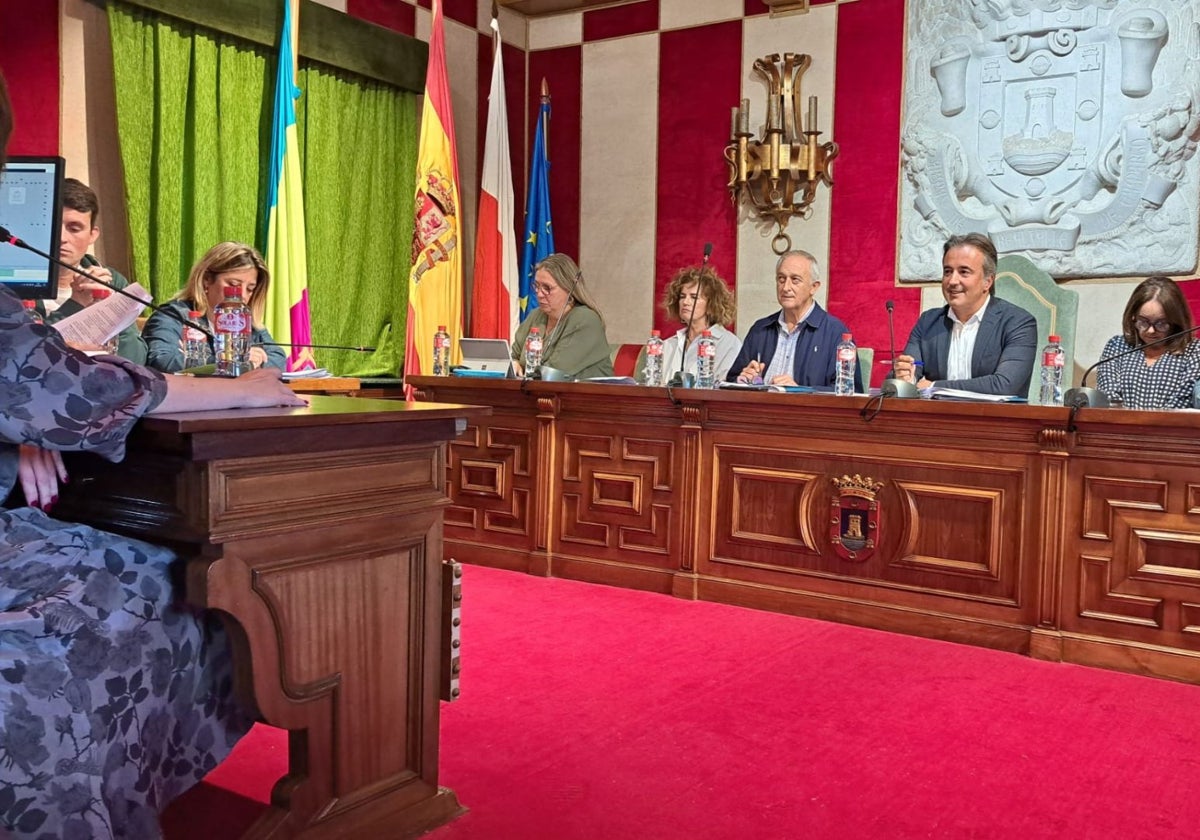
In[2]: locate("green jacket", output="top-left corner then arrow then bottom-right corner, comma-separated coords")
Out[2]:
511,305 -> 613,380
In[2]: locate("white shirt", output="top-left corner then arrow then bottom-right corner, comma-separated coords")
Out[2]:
761,303 -> 815,383
660,323 -> 742,382
946,296 -> 991,381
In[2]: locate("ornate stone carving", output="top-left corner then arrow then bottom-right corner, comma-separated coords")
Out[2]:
900,0 -> 1200,279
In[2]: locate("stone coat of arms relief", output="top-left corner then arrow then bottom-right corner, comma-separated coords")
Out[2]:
899,0 -> 1200,281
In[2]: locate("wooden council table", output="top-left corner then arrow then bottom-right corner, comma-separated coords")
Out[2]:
410,375 -> 1200,686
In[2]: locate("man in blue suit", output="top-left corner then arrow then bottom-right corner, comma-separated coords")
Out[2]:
894,233 -> 1036,396
726,250 -> 859,388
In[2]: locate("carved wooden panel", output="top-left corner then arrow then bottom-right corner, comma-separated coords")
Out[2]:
708,442 -> 1027,610
893,481 -> 1002,579
727,465 -> 821,551
249,537 -> 424,797
1067,465 -> 1200,648
556,429 -> 677,563
1080,476 -> 1167,540
445,421 -> 534,539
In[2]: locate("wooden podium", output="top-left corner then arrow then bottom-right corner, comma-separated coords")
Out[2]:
56,395 -> 487,839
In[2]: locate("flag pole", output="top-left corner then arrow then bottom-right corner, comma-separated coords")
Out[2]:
540,77 -> 550,161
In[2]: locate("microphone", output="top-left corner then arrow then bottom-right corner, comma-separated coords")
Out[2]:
2,224 -> 373,355
1,223 -> 213,339
1063,323 -> 1200,410
667,243 -> 712,388
880,299 -> 919,399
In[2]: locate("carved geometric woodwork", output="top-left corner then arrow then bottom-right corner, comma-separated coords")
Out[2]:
1080,475 -> 1167,540
559,430 -> 676,558
1070,466 -> 1200,648
446,422 -> 533,536
409,376 -> 1200,685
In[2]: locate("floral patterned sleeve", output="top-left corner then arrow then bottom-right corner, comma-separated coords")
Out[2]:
0,288 -> 167,461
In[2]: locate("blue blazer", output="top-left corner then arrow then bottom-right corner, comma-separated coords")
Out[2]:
902,297 -> 1037,396
726,302 -> 861,389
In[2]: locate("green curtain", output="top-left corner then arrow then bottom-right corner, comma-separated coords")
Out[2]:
295,64 -> 417,375
107,1 -> 417,375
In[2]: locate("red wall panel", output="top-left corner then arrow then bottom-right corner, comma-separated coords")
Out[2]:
0,0 -> 60,155
527,46 -> 582,263
654,21 -> 742,336
827,0 -> 915,383
347,0 -> 416,36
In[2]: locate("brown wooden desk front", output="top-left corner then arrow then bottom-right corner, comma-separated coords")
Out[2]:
411,376 -> 1200,685
57,395 -> 486,839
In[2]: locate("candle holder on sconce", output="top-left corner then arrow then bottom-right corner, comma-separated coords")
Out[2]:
724,52 -> 839,255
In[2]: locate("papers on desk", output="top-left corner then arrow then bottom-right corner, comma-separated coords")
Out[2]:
282,368 -> 331,380
927,387 -> 1026,403
54,282 -> 151,348
585,376 -> 638,385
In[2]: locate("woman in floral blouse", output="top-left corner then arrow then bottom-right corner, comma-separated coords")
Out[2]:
0,73 -> 304,839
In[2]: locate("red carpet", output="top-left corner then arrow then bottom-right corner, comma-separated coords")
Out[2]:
165,565 -> 1200,839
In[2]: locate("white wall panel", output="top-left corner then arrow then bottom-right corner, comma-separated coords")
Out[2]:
660,0 -> 744,32
736,5 -> 837,329
579,33 -> 659,346
528,12 -> 583,51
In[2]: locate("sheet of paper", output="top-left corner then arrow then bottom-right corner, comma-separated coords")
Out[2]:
927,387 -> 1026,403
53,283 -> 151,347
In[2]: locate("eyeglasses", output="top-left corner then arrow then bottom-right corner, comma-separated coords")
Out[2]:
1134,317 -> 1172,333
533,283 -> 559,296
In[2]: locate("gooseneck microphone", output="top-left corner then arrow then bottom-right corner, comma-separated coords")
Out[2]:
880,299 -> 919,399
667,243 -> 712,388
1,224 -> 374,353
1,223 -> 212,338
1063,323 -> 1200,412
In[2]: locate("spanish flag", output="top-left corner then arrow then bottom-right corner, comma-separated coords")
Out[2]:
405,0 -> 463,393
264,0 -> 315,371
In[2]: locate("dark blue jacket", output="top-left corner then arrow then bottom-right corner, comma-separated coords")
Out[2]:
902,297 -> 1036,396
725,302 -> 862,389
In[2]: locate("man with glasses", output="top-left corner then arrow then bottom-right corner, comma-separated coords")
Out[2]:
894,233 -> 1037,396
727,250 -> 859,388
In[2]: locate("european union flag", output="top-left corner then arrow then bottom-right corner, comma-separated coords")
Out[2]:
520,99 -> 554,319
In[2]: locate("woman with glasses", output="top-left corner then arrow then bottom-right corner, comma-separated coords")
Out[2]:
1097,276 -> 1200,409
511,253 -> 613,379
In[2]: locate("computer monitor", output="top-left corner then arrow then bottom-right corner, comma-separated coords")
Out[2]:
0,155 -> 64,300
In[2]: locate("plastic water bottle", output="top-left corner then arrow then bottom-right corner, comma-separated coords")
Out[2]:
21,299 -> 42,324
696,330 -> 716,389
433,324 -> 451,375
835,333 -> 856,396
89,288 -> 120,355
524,327 -> 543,378
213,285 -> 252,377
1039,334 -> 1065,406
183,310 -> 208,370
644,330 -> 664,386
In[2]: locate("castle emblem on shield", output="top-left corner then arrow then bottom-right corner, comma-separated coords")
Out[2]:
829,475 -> 883,562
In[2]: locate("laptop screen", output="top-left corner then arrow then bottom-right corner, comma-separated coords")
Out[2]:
458,337 -> 513,376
